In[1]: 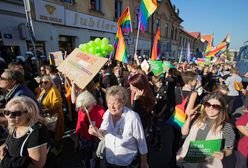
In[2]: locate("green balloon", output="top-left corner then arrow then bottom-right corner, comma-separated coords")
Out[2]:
102,51 -> 107,57
94,38 -> 101,44
88,41 -> 95,47
102,38 -> 109,45
101,43 -> 108,50
95,46 -> 101,52
84,45 -> 90,53
89,47 -> 96,55
107,44 -> 114,52
95,52 -> 103,57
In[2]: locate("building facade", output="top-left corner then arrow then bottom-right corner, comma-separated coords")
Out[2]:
0,0 -> 185,61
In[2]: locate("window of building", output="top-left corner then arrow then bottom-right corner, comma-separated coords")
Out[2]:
156,18 -> 160,30
59,35 -> 75,54
115,0 -> 122,19
26,41 -> 46,57
135,9 -> 139,29
90,0 -> 101,11
175,28 -> 177,40
146,18 -> 150,32
62,0 -> 75,4
171,26 -> 174,39
165,23 -> 169,38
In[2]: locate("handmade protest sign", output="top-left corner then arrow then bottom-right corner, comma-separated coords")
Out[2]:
141,59 -> 150,72
148,60 -> 163,76
57,48 -> 108,89
184,139 -> 221,163
49,51 -> 64,66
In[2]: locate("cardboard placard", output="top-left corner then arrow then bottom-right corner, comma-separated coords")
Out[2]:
49,51 -> 64,66
141,59 -> 150,72
184,139 -> 221,163
57,48 -> 108,89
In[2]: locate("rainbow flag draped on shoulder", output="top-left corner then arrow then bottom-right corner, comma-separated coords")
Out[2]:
139,0 -> 157,32
151,27 -> 160,60
114,28 -> 128,63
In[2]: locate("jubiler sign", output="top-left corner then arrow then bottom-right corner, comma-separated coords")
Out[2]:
34,0 -> 65,25
65,10 -> 117,33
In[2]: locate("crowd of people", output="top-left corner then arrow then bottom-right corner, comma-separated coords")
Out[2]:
0,55 -> 247,168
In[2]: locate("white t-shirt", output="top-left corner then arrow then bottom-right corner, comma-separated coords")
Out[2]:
100,107 -> 148,166
225,75 -> 242,96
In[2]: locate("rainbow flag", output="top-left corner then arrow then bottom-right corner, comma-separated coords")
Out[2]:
206,33 -> 230,57
139,0 -> 157,32
117,7 -> 133,33
114,28 -> 128,63
151,28 -> 160,60
166,96 -> 189,129
202,34 -> 214,55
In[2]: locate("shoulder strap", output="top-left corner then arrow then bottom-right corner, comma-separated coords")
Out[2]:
20,127 -> 34,157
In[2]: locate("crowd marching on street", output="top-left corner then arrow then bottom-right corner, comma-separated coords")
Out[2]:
0,54 -> 247,168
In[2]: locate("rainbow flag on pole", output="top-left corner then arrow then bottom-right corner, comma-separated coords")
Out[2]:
117,7 -> 133,33
151,27 -> 160,60
205,33 -> 230,57
139,0 -> 158,32
114,28 -> 128,63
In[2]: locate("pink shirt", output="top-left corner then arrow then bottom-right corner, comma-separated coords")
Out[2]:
236,112 -> 248,158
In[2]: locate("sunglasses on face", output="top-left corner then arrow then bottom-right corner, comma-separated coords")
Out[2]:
205,102 -> 222,111
2,110 -> 28,117
0,77 -> 9,81
41,81 -> 49,85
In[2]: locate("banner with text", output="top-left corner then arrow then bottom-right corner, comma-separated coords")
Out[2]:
184,139 -> 221,163
57,48 -> 108,89
149,60 -> 163,76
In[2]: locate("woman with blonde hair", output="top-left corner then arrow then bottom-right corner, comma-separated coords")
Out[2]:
177,93 -> 235,168
38,75 -> 64,155
0,96 -> 48,168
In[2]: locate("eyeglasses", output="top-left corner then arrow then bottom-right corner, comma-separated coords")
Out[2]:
205,102 -> 222,111
40,69 -> 45,72
0,77 -> 9,81
2,110 -> 28,117
41,81 -> 49,85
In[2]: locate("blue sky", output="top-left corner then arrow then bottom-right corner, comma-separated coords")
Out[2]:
171,0 -> 248,50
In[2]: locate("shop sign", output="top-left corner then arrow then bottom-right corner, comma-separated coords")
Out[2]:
34,0 -> 65,25
65,10 -> 117,33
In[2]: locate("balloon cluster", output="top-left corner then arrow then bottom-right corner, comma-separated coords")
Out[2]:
79,38 -> 114,57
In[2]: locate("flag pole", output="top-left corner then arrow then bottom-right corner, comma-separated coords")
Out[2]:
134,21 -> 141,65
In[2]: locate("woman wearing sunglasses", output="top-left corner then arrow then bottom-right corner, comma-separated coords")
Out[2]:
176,93 -> 235,168
38,75 -> 64,155
0,96 -> 48,168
